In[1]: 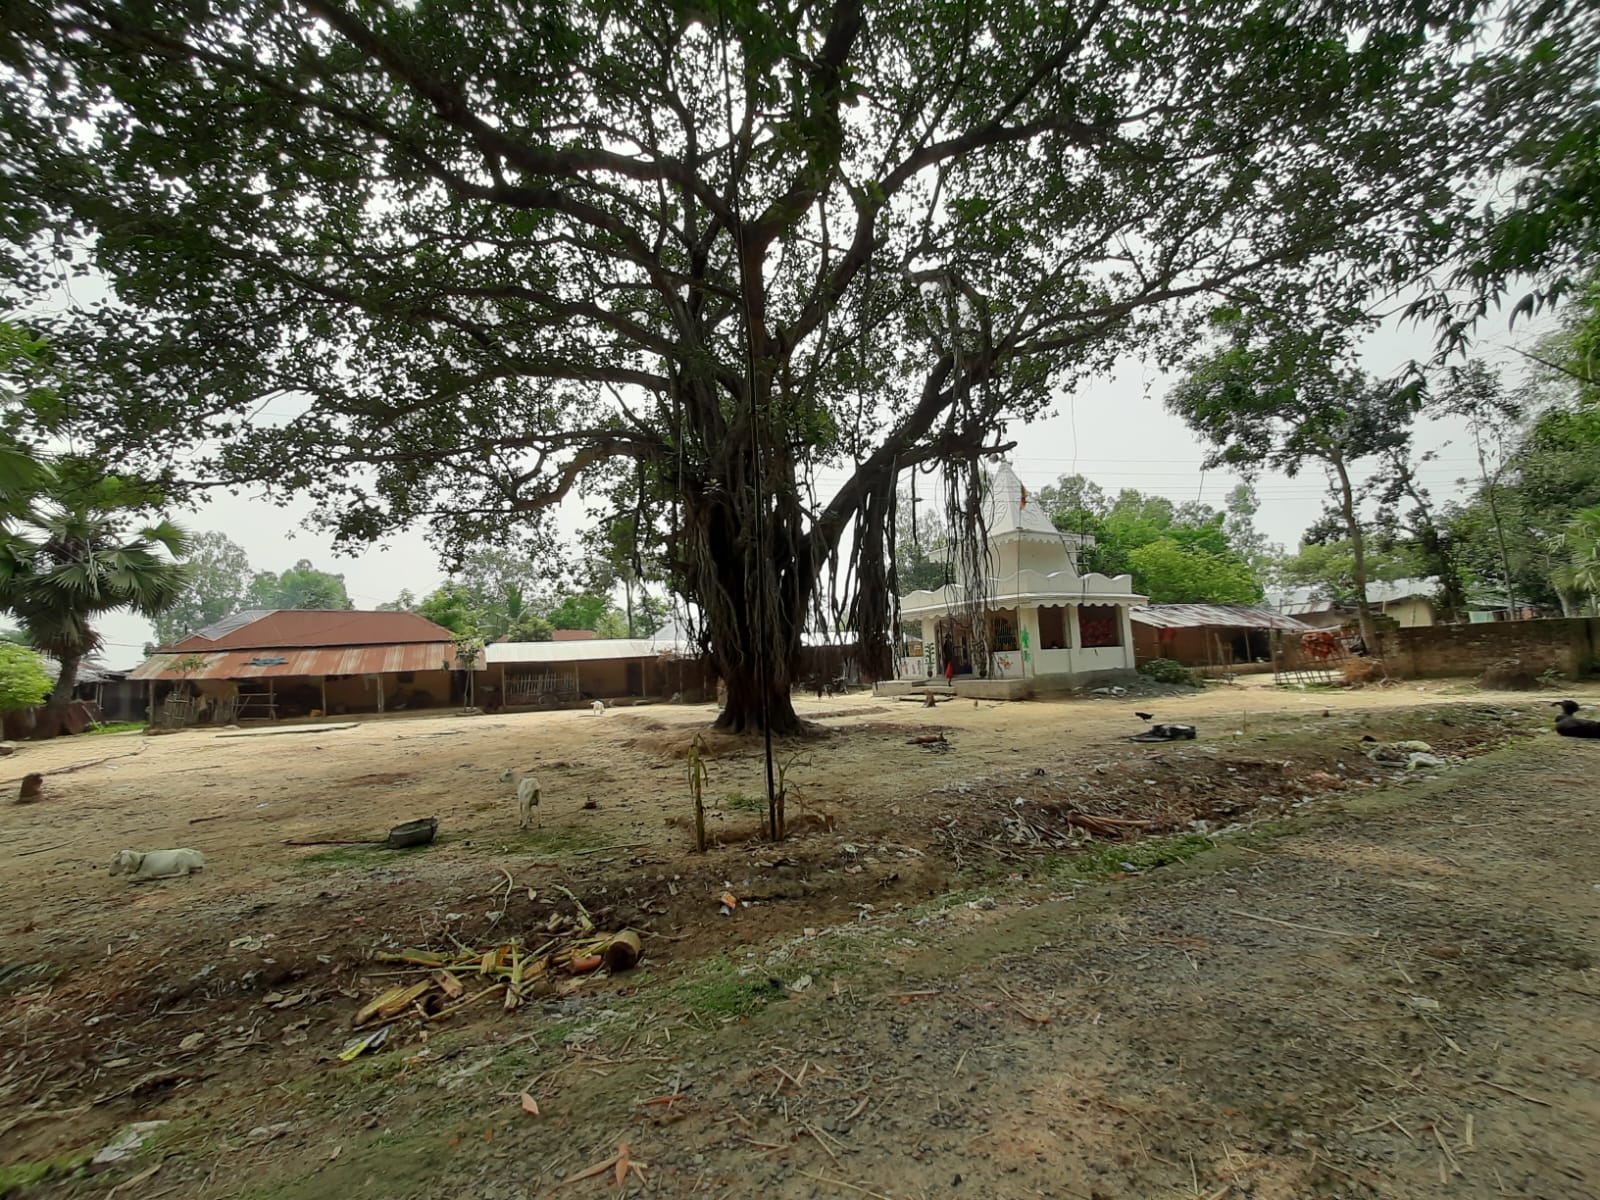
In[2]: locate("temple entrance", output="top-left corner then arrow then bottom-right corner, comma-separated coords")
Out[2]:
934,619 -> 974,677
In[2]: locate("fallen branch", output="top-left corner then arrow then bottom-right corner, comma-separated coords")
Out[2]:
2,743 -> 149,786
15,842 -> 69,857
1228,910 -> 1377,940
1475,1078 -> 1552,1106
215,722 -> 359,738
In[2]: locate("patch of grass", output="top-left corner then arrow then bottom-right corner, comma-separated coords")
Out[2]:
0,1151 -> 91,1193
665,957 -> 786,1019
86,720 -> 147,736
1044,832 -> 1217,881
345,1049 -> 414,1087
469,826 -> 614,855
297,843 -> 434,868
721,791 -> 765,813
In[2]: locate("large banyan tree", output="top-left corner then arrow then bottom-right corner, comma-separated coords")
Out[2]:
0,0 -> 1537,732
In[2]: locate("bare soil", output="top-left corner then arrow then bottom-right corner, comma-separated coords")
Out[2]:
1,679 -> 1597,1198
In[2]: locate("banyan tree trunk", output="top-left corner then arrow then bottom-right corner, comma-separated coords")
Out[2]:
685,462 -> 810,737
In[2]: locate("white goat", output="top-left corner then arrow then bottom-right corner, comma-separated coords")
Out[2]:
110,848 -> 206,882
500,768 -> 542,828
591,699 -> 606,714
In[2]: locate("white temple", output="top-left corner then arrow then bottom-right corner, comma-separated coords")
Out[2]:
880,463 -> 1146,698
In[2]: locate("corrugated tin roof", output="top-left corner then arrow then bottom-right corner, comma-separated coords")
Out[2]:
165,609 -> 455,651
128,642 -> 478,681
1131,603 -> 1313,632
1265,578 -> 1439,613
486,638 -> 685,665
34,653 -> 118,684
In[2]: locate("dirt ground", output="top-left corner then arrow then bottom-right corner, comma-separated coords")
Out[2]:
2,679 -> 1598,1198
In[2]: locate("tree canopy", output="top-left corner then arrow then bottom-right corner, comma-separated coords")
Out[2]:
0,0 -> 1545,730
1166,317 -> 1421,644
151,530 -> 255,645
246,560 -> 355,611
1034,476 -> 1263,604
1407,2 -> 1600,352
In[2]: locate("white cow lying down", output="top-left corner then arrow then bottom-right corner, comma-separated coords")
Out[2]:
110,848 -> 206,882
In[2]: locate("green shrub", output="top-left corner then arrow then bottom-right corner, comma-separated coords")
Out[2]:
0,643 -> 51,712
1137,657 -> 1196,685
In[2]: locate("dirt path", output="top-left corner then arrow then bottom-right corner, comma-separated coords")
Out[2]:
4,685 -> 1598,1198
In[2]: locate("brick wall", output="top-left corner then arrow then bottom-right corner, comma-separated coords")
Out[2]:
1376,618 -> 1600,679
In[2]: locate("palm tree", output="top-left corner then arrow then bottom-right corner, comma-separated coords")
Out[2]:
1554,506 -> 1600,615
0,472 -> 190,736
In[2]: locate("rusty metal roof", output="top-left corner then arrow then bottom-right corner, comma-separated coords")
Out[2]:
128,642 -> 479,681
1130,603 -> 1312,632
163,609 -> 456,652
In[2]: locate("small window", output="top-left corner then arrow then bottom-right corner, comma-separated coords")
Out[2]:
991,615 -> 1018,652
1078,605 -> 1122,648
1038,606 -> 1066,650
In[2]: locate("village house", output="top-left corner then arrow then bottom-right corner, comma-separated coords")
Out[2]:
1,655 -> 143,738
131,609 -> 475,722
1130,602 -> 1312,672
880,463 -> 1146,698
1268,579 -> 1442,629
483,626 -> 708,707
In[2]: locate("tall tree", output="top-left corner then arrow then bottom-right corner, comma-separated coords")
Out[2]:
1223,483 -> 1279,585
0,464 -> 189,736
1125,539 -> 1261,605
152,530 -> 254,644
1167,317 -> 1416,648
1369,446 -> 1467,621
246,559 -> 354,610
413,582 -> 476,635
1276,538 -> 1426,602
0,0 -> 1518,732
547,592 -> 617,632
1036,477 -> 1258,600
1408,2 -> 1600,353
1435,360 -> 1524,615
375,588 -> 418,612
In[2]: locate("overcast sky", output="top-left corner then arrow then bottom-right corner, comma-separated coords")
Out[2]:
81,309 -> 1544,670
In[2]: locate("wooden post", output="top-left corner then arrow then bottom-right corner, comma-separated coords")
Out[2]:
146,680 -> 155,726
320,676 -> 328,717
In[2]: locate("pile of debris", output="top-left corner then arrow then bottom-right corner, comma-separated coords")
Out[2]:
345,928 -> 643,1046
